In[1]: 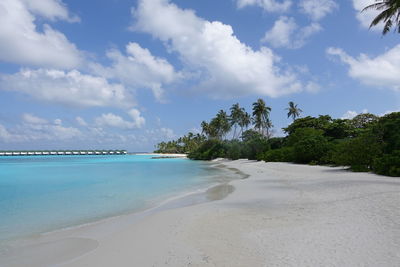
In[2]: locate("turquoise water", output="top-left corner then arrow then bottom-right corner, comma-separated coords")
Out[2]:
0,155 -> 229,242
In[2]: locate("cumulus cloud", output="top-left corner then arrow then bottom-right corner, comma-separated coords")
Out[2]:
298,0 -> 338,21
95,109 -> 145,129
262,16 -> 322,49
341,109 -> 369,119
0,113 -> 81,143
0,124 -> 25,142
22,113 -> 48,124
146,127 -> 176,140
76,116 -> 88,127
20,0 -> 79,22
91,42 -> 180,102
127,109 -> 146,128
132,0 -> 304,98
0,68 -> 134,108
341,110 -> 359,120
327,45 -> 400,91
352,0 -> 381,30
236,0 -> 292,13
0,0 -> 82,68
305,81 -> 321,93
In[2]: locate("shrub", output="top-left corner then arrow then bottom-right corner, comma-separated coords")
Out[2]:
267,137 -> 286,150
226,141 -> 242,160
331,132 -> 383,171
188,139 -> 227,160
373,150 -> 400,177
263,146 -> 295,162
241,130 -> 270,160
286,128 -> 329,164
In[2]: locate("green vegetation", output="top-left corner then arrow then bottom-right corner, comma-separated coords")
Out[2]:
155,99 -> 400,177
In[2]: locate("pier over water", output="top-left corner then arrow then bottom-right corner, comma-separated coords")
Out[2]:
0,150 -> 127,156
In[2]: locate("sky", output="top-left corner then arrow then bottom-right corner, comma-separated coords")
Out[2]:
0,0 -> 399,152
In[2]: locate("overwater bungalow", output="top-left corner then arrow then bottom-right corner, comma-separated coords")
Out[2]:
0,150 -> 128,156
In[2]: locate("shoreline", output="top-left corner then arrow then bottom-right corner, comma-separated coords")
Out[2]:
0,160 -> 243,265
1,160 -> 400,266
133,153 -> 187,158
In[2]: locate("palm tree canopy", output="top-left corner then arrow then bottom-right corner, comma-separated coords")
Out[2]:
362,0 -> 400,34
252,98 -> 272,135
286,101 -> 302,121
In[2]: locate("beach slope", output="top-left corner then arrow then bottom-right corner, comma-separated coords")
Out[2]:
2,160 -> 400,266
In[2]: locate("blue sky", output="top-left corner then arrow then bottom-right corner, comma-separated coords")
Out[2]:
0,0 -> 399,152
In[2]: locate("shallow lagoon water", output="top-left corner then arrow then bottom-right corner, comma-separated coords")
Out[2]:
0,155 -> 232,242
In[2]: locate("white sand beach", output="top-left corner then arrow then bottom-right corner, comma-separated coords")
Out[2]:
1,160 -> 400,266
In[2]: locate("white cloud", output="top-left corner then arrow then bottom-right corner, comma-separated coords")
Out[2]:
262,17 -> 322,49
305,81 -> 320,93
298,0 -> 338,21
146,127 -> 176,140
95,111 -> 145,130
341,109 -> 369,119
127,109 -> 146,129
76,116 -> 88,127
0,114 -> 81,143
0,68 -> 134,108
380,109 -> 400,116
341,110 -> 358,119
132,0 -> 304,98
91,42 -> 179,102
160,127 -> 176,139
327,45 -> 400,91
20,0 -> 79,22
22,113 -> 48,124
237,0 -> 292,13
352,0 -> 381,31
0,124 -> 25,142
0,0 -> 82,68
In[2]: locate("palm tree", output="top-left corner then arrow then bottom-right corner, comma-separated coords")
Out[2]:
201,121 -> 211,139
238,111 -> 251,139
252,98 -> 272,137
286,101 -> 302,121
211,110 -> 231,140
229,103 -> 245,139
362,0 -> 400,34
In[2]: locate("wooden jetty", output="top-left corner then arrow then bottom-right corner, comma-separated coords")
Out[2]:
0,150 -> 128,156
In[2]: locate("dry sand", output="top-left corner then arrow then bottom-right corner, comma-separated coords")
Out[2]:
1,160 -> 400,267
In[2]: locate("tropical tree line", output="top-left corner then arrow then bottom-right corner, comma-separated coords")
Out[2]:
155,99 -> 400,177
155,98 -> 286,154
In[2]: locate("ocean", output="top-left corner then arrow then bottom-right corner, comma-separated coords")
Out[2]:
0,155 -> 234,242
